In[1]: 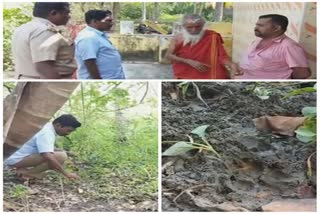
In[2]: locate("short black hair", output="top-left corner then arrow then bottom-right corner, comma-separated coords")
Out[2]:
259,14 -> 289,32
53,114 -> 81,128
33,2 -> 70,18
85,10 -> 112,24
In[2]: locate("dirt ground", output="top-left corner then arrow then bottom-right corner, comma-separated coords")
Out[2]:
4,62 -> 173,80
3,163 -> 157,212
161,82 -> 316,211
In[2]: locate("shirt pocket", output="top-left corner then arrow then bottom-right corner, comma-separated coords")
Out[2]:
58,37 -> 75,59
254,53 -> 286,70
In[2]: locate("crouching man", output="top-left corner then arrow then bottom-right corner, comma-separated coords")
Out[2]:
5,114 -> 81,180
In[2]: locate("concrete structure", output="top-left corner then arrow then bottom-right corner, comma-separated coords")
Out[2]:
109,22 -> 233,65
232,2 -> 317,78
120,21 -> 135,35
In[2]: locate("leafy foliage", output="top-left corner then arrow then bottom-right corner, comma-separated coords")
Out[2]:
70,2 -> 113,23
161,2 -> 233,21
56,82 -> 158,195
284,83 -> 317,178
283,84 -> 316,98
295,107 -> 316,143
3,7 -> 32,72
120,2 -> 143,20
191,125 -> 210,138
3,82 -> 16,96
159,13 -> 182,22
285,83 -> 317,144
177,82 -> 191,99
245,82 -> 272,100
162,141 -> 196,156
9,184 -> 28,199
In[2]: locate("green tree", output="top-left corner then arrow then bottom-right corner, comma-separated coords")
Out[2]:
70,2 -> 113,24
56,82 -> 158,195
3,7 -> 32,72
120,2 -> 143,20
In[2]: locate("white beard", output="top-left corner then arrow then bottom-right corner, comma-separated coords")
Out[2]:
181,28 -> 205,47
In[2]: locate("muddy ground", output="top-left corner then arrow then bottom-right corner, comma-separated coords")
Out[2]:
4,162 -> 157,212
161,82 -> 316,211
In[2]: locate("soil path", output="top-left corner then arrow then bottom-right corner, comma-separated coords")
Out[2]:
4,165 -> 157,212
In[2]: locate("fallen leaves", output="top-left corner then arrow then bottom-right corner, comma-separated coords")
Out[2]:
4,168 -> 158,212
77,188 -> 84,194
3,200 -> 24,211
253,116 -> 305,136
262,199 -> 316,212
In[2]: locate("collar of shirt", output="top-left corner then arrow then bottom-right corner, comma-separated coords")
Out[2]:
33,17 -> 65,34
256,34 -> 287,44
48,122 -> 58,136
85,26 -> 108,38
270,34 -> 287,43
251,34 -> 287,56
33,17 -> 57,28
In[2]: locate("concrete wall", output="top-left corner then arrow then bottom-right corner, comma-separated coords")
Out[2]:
109,35 -> 160,62
206,22 -> 233,58
232,2 -> 317,78
109,22 -> 233,64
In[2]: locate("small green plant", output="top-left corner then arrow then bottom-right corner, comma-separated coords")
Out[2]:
285,83 -> 316,177
245,82 -> 271,100
283,84 -> 316,98
285,83 -> 317,144
162,125 -> 220,158
295,106 -> 316,143
177,82 -> 210,108
9,184 -> 28,199
177,82 -> 192,99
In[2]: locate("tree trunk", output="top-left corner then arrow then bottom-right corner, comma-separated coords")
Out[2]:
193,2 -> 205,15
142,2 -> 147,21
193,3 -> 197,14
153,2 -> 160,21
114,103 -> 128,144
214,2 -> 224,21
112,2 -> 121,23
80,2 -> 86,13
3,82 -> 79,158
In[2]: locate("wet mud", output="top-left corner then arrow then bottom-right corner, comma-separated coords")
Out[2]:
161,82 -> 316,211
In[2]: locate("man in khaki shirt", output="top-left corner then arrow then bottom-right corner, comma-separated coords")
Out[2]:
12,2 -> 77,79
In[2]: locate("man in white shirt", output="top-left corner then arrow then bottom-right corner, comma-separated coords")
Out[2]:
5,114 -> 81,180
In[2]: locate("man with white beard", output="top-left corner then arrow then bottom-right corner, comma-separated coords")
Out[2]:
165,14 -> 239,79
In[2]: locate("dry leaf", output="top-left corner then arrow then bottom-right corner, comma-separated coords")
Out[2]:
169,92 -> 178,100
78,188 -> 84,194
253,116 -> 305,136
262,199 -> 316,212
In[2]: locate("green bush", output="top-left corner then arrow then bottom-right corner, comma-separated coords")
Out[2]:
56,82 -> 158,195
3,7 -> 32,72
120,3 -> 143,20
159,14 -> 182,22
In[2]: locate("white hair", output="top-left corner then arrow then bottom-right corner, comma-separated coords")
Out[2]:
182,14 -> 206,25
